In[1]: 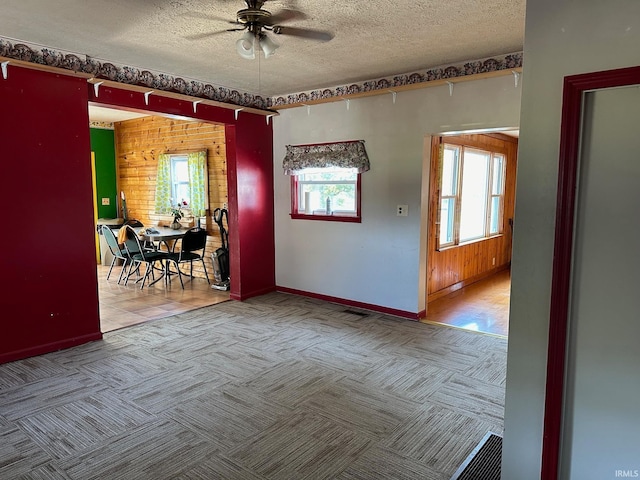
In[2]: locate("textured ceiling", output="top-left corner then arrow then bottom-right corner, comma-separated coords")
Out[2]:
1,0 -> 525,98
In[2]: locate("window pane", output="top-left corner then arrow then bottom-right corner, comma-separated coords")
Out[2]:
442,145 -> 459,196
492,155 -> 504,195
459,149 -> 490,242
300,184 -> 356,212
296,167 -> 358,215
173,159 -> 189,182
170,157 -> 191,206
489,196 -> 501,234
298,167 -> 357,181
439,198 -> 455,245
175,184 -> 190,206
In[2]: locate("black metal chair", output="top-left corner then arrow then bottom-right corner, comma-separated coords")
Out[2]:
121,225 -> 170,289
101,225 -> 130,284
166,227 -> 210,289
123,219 -> 156,251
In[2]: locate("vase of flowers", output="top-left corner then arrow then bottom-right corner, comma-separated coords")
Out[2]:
170,207 -> 183,229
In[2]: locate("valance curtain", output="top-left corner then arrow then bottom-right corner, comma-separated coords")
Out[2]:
282,140 -> 370,175
154,151 -> 208,216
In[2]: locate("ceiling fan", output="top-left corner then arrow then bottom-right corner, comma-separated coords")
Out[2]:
192,0 -> 334,59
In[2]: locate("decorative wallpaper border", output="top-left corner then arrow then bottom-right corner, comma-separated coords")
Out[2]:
89,121 -> 114,130
271,52 -> 523,107
0,37 -> 522,111
0,37 -> 269,109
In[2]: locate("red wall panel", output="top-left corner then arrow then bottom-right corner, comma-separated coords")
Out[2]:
227,114 -> 276,300
0,67 -> 102,362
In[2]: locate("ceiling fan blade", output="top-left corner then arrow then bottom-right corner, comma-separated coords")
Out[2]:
185,27 -> 245,40
272,26 -> 334,42
266,9 -> 307,25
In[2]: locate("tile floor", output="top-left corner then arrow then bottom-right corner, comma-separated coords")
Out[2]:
97,263 -> 230,333
424,269 -> 511,337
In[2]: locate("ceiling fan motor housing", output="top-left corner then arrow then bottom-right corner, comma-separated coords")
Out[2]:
236,8 -> 271,26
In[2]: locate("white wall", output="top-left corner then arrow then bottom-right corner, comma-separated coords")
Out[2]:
502,1 -> 640,478
272,75 -> 521,314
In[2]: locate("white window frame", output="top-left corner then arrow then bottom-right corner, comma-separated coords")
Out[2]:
438,143 -> 506,249
170,155 -> 189,206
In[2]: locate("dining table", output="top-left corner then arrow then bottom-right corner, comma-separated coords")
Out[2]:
138,226 -> 189,252
136,226 -> 191,286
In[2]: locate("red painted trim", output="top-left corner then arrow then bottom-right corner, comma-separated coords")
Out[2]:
290,214 -> 361,223
542,65 -> 640,480
0,333 -> 103,365
276,286 -> 422,320
291,175 -> 300,213
356,171 -> 362,218
230,285 -> 276,301
225,125 -> 240,299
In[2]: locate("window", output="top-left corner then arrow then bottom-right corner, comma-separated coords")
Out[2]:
154,151 -> 208,217
170,155 -> 190,206
291,166 -> 362,222
283,140 -> 370,223
438,143 -> 505,248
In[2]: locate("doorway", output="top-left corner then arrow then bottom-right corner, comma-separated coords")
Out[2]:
424,131 -> 518,336
90,106 -> 231,332
542,67 -> 640,479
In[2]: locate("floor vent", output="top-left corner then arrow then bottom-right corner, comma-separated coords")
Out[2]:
451,432 -> 502,480
343,309 -> 369,317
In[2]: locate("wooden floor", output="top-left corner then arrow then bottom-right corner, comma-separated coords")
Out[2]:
97,264 -> 230,333
424,269 -> 511,337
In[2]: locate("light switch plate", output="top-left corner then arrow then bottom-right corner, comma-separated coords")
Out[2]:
101,198 -> 110,205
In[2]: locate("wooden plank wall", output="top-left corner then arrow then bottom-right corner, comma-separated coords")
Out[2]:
114,115 -> 227,280
427,133 -> 518,302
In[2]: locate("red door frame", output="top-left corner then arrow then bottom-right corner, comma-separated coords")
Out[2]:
542,65 -> 640,479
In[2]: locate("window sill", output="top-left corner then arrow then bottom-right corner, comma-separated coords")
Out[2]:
291,213 -> 361,223
438,234 -> 504,251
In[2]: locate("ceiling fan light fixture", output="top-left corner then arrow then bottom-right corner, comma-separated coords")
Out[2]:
236,30 -> 255,59
259,33 -> 279,58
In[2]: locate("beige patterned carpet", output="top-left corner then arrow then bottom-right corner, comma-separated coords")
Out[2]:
0,292 -> 506,479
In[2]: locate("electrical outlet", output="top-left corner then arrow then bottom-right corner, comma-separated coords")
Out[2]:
101,198 -> 110,205
397,205 -> 408,216
492,257 -> 496,266
223,202 -> 228,210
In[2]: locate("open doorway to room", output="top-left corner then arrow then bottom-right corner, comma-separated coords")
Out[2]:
89,105 -> 231,332
423,130 -> 518,337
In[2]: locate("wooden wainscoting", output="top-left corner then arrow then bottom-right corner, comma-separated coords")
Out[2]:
427,133 -> 518,302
